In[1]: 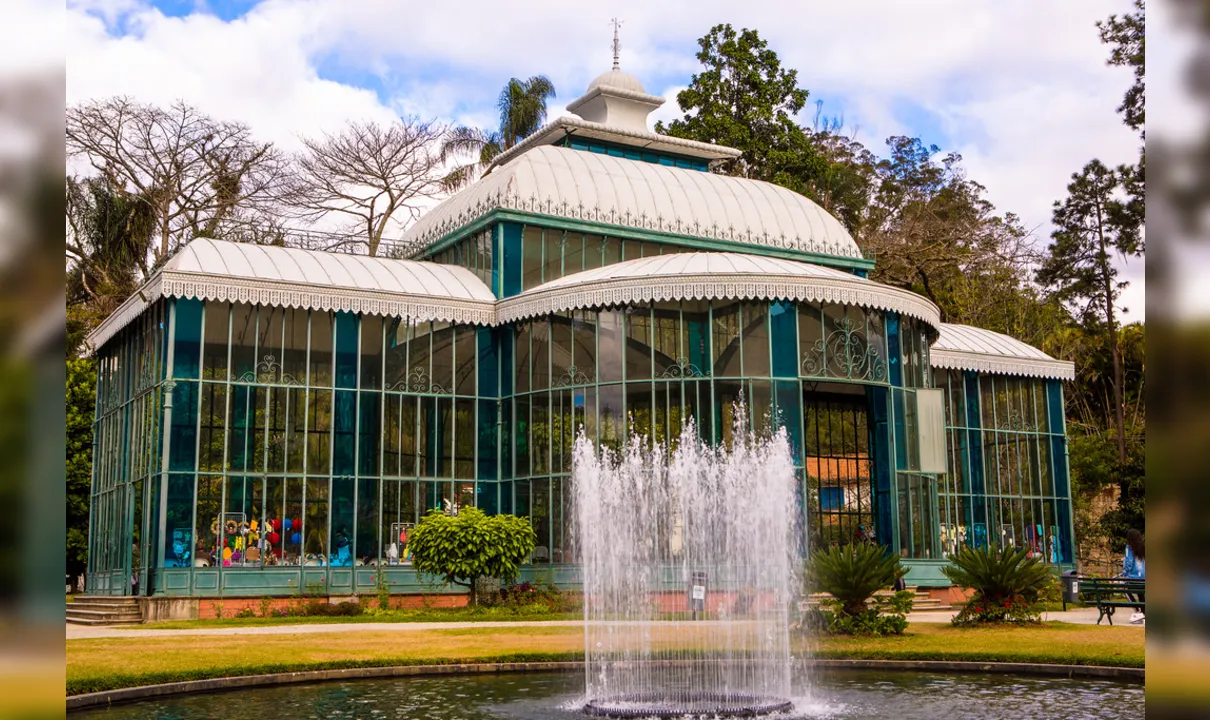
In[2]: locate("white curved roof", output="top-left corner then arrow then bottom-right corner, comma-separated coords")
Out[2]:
587,68 -> 647,93
85,238 -> 495,351
930,323 -> 1075,381
497,252 -> 940,329
403,145 -> 866,264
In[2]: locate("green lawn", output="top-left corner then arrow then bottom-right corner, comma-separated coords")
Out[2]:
67,621 -> 1143,697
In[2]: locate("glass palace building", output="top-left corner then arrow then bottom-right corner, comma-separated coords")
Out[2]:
84,67 -> 1076,599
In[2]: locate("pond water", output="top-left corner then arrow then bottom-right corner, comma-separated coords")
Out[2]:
74,669 -> 1143,720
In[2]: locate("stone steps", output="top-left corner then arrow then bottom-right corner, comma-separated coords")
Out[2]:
67,596 -> 142,626
802,588 -> 951,612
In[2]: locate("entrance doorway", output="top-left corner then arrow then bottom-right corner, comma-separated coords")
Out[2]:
802,385 -> 875,551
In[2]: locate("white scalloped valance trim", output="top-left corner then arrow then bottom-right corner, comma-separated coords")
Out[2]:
84,271 -> 497,353
930,349 -> 1075,381
496,272 -> 943,331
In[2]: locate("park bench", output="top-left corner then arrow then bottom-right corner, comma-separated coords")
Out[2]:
1078,577 -> 1145,625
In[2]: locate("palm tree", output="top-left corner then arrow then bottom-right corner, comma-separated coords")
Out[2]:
440,75 -> 556,191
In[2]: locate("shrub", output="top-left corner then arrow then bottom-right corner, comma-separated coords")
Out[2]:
258,596 -> 273,618
809,590 -> 914,636
235,607 -> 256,619
805,543 -> 905,617
942,545 -> 1052,625
302,600 -> 363,617
408,508 -> 537,605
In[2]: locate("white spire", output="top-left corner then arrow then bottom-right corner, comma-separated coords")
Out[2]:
610,18 -> 623,70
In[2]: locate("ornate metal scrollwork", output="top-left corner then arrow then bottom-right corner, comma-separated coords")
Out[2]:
406,366 -> 450,394
554,364 -> 592,388
800,318 -> 886,382
659,357 -> 705,378
235,354 -> 301,385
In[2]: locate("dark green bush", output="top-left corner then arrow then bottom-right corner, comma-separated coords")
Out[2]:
942,545 -> 1052,625
302,599 -> 363,617
805,543 -> 905,616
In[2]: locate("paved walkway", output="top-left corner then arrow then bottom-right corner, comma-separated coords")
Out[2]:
67,607 -> 1137,640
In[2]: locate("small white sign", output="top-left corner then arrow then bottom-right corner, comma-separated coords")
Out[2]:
1072,582 -> 1079,594
691,585 -> 706,600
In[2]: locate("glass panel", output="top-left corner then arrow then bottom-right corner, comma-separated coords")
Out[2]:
532,478 -> 551,559
192,475 -> 220,568
626,304 -> 652,380
280,477 -> 302,564
307,389 -> 331,474
522,226 -> 544,291
712,301 -> 742,377
409,322 -> 432,392
572,310 -> 597,383
741,302 -> 770,378
280,309 -> 307,386
515,395 -> 531,477
583,234 -> 603,271
681,299 -> 710,377
359,315 -> 383,390
455,398 -> 475,479
532,392 -> 549,475
551,312 -> 573,387
651,303 -> 679,378
230,304 -> 256,381
532,318 -> 550,391
598,310 -> 624,382
202,302 -> 228,380
431,322 -> 454,394
401,396 -> 418,476
564,232 -> 584,275
544,229 -> 562,283
304,477 -> 328,559
598,383 -> 624,454
356,477 -> 378,563
198,383 -> 226,472
286,387 -> 306,474
515,321 -> 531,394
602,236 -> 621,267
256,307 -> 283,383
454,325 -> 476,396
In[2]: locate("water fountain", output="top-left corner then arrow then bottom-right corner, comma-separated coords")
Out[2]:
573,410 -> 800,718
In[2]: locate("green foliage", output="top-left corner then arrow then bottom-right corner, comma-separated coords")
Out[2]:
805,543 -> 905,617
258,596 -> 273,618
803,590 -> 914,637
1097,0 -> 1145,135
374,568 -> 393,611
408,507 -> 537,604
440,76 -> 555,191
943,545 -> 1052,625
943,545 -> 1053,602
66,356 -> 95,577
657,24 -> 834,202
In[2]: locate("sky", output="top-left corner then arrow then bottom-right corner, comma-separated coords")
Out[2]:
59,0 -> 1145,320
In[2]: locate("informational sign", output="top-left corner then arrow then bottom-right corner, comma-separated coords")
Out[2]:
691,585 -> 706,601
689,571 -> 708,615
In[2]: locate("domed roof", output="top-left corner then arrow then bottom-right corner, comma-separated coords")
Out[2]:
587,68 -> 647,94
401,145 -> 868,266
931,323 -> 1074,380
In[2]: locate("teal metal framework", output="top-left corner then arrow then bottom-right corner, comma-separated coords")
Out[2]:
86,221 -> 1074,597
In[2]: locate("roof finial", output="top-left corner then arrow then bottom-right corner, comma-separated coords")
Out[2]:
610,17 -> 623,70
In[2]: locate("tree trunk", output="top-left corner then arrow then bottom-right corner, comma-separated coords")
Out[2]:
1094,196 -> 1127,464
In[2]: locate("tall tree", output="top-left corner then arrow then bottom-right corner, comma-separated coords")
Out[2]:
65,176 -> 157,354
656,24 -> 821,185
1098,0 -> 1145,137
858,137 -> 1036,318
440,76 -> 556,191
66,97 -> 287,260
1036,160 -> 1142,462
67,357 -> 96,580
282,118 -> 447,257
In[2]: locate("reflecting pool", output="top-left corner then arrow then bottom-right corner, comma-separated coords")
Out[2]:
73,669 -> 1143,720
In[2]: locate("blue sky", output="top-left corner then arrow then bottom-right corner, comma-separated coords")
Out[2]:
66,0 -> 1143,315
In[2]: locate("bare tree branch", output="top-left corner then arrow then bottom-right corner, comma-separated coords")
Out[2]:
281,118 -> 447,256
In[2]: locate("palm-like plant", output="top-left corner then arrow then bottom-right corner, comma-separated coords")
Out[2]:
942,545 -> 1053,603
805,543 -> 905,617
439,75 -> 556,191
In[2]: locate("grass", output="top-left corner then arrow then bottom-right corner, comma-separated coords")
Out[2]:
146,606 -> 581,629
67,621 -> 1144,697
